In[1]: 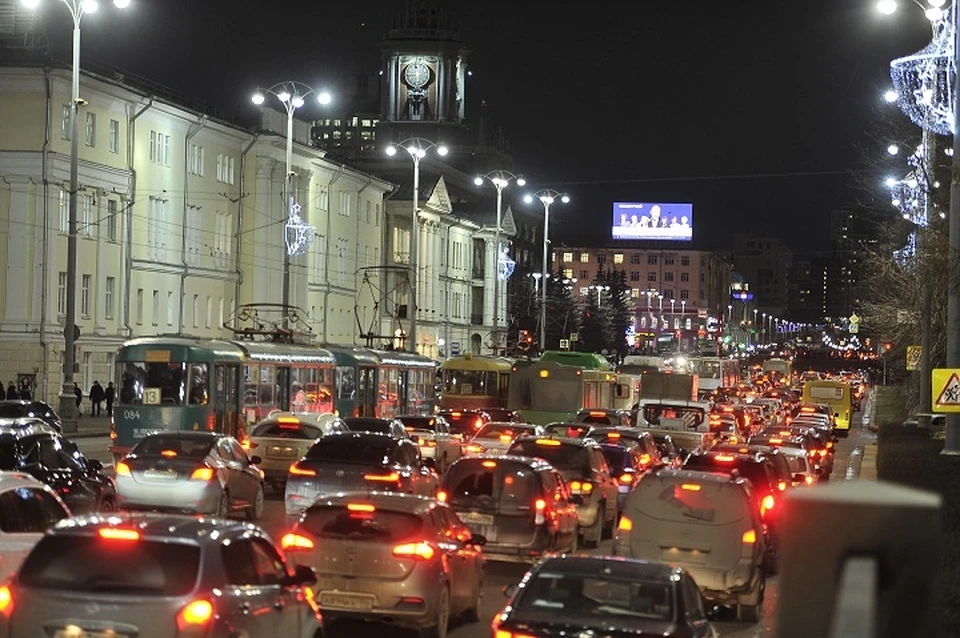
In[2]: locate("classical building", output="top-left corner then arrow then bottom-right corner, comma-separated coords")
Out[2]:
0,65 -> 392,405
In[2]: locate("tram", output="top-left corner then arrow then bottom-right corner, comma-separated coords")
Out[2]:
438,354 -> 513,411
326,345 -> 437,419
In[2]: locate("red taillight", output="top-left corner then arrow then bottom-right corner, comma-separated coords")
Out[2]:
160,449 -> 177,458
392,542 -> 435,560
115,461 -> 131,477
760,494 -> 775,516
190,467 -> 215,481
805,475 -> 814,485
714,454 -> 736,462
777,480 -> 787,491
364,472 -> 400,482
176,599 -> 214,631
99,528 -> 140,541
281,533 -> 315,551
436,490 -> 448,503
289,462 -> 317,477
240,438 -> 259,451
534,498 -> 547,525
0,585 -> 12,617
619,473 -> 634,485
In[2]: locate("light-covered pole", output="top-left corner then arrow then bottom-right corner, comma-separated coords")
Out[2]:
386,138 -> 448,353
21,0 -> 130,432
251,82 -> 332,329
524,189 -> 570,351
474,171 -> 525,337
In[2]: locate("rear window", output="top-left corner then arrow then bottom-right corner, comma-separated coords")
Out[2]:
305,436 -> 394,464
516,572 -> 673,623
542,424 -> 590,438
509,441 -> 589,472
600,447 -> 630,471
20,535 -> 200,595
444,460 -> 540,506
440,413 -> 486,435
301,506 -> 422,542
250,422 -> 323,440
576,413 -> 615,425
684,456 -> 773,495
631,478 -> 746,525
474,424 -> 534,440
132,436 -> 212,459
345,419 -> 391,434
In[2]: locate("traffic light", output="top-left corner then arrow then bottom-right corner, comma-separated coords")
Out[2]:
884,342 -> 893,352
518,330 -> 532,351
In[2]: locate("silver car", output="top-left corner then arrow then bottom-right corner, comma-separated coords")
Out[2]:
3,513 -> 323,637
461,422 -> 543,456
243,412 -> 349,490
282,491 -> 485,637
115,431 -> 265,519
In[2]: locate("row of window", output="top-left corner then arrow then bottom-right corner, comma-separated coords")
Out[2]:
131,289 -> 231,330
58,191 -> 119,241
62,107 -> 121,154
57,273 -> 115,319
561,251 -> 704,267
316,118 -> 378,128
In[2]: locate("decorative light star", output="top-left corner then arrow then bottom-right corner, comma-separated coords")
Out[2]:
285,202 -> 315,256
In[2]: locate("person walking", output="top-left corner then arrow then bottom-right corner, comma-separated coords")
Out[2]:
74,384 -> 82,415
105,381 -> 115,416
89,381 -> 105,417
5,382 -> 17,401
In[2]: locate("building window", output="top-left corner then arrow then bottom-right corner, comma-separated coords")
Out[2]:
166,291 -> 175,326
57,272 -> 67,315
105,277 -> 115,320
152,290 -> 159,326
629,271 -> 640,281
664,272 -> 674,282
81,274 -> 91,316
188,143 -> 205,176
580,253 -> 590,263
109,119 -> 120,153
629,253 -> 641,264
647,255 -> 657,265
597,253 -> 607,265
375,203 -> 380,227
563,268 -> 574,279
136,289 -> 143,325
631,288 -> 640,298
59,189 -> 68,233
664,256 -> 675,265
318,187 -> 330,212
580,270 -> 589,279
149,131 -> 171,165
365,200 -> 371,224
206,296 -> 212,328
680,289 -> 689,300
61,105 -> 70,140
681,256 -> 690,266
85,112 -> 96,147
216,154 -> 235,184
192,294 -> 199,329
339,191 -> 352,216
699,290 -> 706,300
664,288 -> 674,299
613,253 -> 624,264
647,272 -> 657,282
562,252 -> 573,263
81,193 -> 94,237
680,272 -> 689,282
107,199 -> 118,241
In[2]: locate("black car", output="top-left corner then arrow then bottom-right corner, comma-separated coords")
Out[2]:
342,417 -> 408,439
0,430 -> 116,514
495,555 -> 718,638
0,401 -> 62,433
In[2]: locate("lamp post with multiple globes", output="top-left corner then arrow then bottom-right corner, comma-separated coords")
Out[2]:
524,190 -> 570,351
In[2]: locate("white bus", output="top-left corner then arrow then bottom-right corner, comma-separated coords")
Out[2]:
691,356 -> 740,392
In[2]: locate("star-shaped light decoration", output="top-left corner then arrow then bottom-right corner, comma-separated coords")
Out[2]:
285,202 -> 315,256
497,243 -> 516,281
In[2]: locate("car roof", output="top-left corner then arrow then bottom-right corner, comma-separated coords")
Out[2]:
320,431 -> 399,443
305,490 -> 438,515
451,454 -> 554,471
49,512 -> 267,543
534,554 -> 683,583
652,468 -> 749,487
0,471 -> 54,492
513,434 -> 598,448
143,431 -> 223,441
344,417 -> 394,424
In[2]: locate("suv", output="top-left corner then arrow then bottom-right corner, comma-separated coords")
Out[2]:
614,469 -> 766,622
436,410 -> 491,438
571,409 -> 633,427
440,455 -> 579,561
507,436 -> 618,547
0,472 -> 71,581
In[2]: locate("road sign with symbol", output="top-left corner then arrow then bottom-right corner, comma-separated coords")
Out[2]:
933,369 -> 960,412
559,339 -> 570,350
906,346 -> 922,371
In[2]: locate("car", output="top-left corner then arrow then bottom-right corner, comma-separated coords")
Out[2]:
285,432 -> 438,522
710,442 -> 794,492
460,422 -> 542,456
4,513 -> 323,637
598,443 -> 656,512
342,416 -> 409,439
540,422 -> 592,439
115,431 -> 265,519
436,410 -> 492,438
395,414 -> 461,471
0,430 -> 117,514
281,491 -> 485,636
494,555 -> 719,638
761,425 -> 835,478
242,412 -> 349,490
615,469 -> 766,622
477,407 -> 523,423
571,408 -> 633,427
0,472 -> 71,582
0,401 -> 62,433
587,427 -> 663,461
507,436 -> 619,548
439,454 -> 579,561
650,432 -> 685,467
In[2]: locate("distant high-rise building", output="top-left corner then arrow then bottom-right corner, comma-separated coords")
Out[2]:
731,233 -> 792,317
827,207 -> 881,321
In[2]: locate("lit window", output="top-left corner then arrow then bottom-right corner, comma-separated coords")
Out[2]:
614,253 -> 624,264
562,252 -> 573,263
580,253 -> 589,263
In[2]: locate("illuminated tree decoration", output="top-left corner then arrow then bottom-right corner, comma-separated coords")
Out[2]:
889,141 -> 930,227
284,202 -> 315,256
497,243 -> 516,281
889,15 -> 955,135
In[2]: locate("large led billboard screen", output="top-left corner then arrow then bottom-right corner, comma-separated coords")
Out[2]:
612,202 -> 693,241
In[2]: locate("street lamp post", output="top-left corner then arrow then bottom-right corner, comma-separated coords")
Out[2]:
386,138 -> 448,353
670,299 -> 676,328
251,82 -> 332,329
681,300 -> 687,327
22,0 -> 130,432
588,284 -> 609,306
474,171 -> 525,338
524,190 -> 570,351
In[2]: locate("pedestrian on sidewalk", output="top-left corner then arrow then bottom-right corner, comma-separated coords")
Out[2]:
89,381 -> 105,417
5,382 -> 17,400
105,381 -> 115,416
74,384 -> 82,416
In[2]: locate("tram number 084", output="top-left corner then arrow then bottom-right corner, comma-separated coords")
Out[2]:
122,410 -> 141,420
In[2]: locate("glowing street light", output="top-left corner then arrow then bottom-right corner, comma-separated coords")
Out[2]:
524,190 -> 570,350
474,170 -> 525,334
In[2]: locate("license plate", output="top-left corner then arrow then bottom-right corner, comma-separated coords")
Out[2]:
143,469 -> 177,480
459,511 -> 494,526
267,447 -> 296,458
320,592 -> 375,611
55,630 -> 127,638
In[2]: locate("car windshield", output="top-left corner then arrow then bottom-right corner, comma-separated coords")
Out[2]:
20,535 -> 200,595
301,506 -> 422,542
684,456 -> 773,495
397,417 -> 436,430
633,479 -> 746,525
305,436 -> 396,464
508,441 -> 589,472
0,405 -> 31,419
444,460 -> 539,507
132,436 -> 213,458
600,446 -> 630,471
474,424 -> 534,440
515,572 -> 674,622
250,422 -> 323,440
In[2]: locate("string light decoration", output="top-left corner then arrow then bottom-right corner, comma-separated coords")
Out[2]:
889,141 -> 931,227
284,202 -> 315,256
889,13 -> 955,135
497,244 -> 516,281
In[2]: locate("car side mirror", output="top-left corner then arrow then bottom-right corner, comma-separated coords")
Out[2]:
292,564 -> 317,586
249,455 -> 262,465
503,584 -> 518,598
469,533 -> 487,546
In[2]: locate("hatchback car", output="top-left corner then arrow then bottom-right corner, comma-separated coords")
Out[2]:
614,469 -> 766,622
440,455 -> 579,561
461,422 -> 542,456
494,555 -> 719,638
343,417 -> 409,439
243,412 -> 349,491
0,472 -> 71,582
507,436 -> 618,547
0,401 -> 62,433
285,432 -> 438,522
395,414 -> 461,471
3,513 -> 323,637
0,430 -> 117,514
115,431 -> 265,519
282,491 -> 485,637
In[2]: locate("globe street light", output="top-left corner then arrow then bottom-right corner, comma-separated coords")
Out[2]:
251,81 -> 332,329
588,284 -> 610,307
386,138 -> 449,353
22,0 -> 130,432
474,170 -> 525,336
524,189 -> 570,351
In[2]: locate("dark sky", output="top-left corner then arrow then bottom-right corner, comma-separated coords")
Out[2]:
48,0 -> 935,256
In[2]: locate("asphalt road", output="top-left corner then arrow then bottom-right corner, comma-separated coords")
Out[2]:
70,413 -> 876,638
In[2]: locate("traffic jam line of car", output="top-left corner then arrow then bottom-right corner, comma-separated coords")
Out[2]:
0,382 -> 852,637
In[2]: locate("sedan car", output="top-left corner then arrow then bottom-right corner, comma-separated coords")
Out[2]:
395,414 -> 461,471
0,472 -> 71,582
3,513 -> 323,638
494,555 -> 718,638
285,432 -> 438,522
0,400 -> 62,433
115,431 -> 265,519
282,491 -> 485,636
0,430 -> 116,514
343,417 -> 409,439
243,412 -> 349,491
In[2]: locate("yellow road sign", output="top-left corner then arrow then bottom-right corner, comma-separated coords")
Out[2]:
933,368 -> 960,412
906,346 -> 922,371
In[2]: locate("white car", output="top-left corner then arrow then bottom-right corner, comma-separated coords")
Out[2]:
0,472 -> 71,581
394,415 -> 461,471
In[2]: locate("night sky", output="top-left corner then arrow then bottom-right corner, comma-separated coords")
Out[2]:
42,0 -> 937,255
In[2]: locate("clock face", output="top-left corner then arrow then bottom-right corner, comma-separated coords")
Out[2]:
404,63 -> 430,89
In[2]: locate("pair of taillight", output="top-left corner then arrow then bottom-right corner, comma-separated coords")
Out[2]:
568,481 -> 593,494
281,533 -> 435,560
114,462 -> 213,481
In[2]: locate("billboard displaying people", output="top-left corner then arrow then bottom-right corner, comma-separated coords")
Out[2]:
612,202 -> 693,240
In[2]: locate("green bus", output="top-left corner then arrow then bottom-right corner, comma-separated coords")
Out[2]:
326,346 -> 438,419
507,359 -> 618,425
110,336 -> 336,463
538,350 -> 614,370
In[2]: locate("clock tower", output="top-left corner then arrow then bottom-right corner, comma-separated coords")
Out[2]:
379,1 -> 468,142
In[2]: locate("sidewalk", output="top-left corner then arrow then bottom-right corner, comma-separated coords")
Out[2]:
61,414 -> 113,439
858,387 -> 879,480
